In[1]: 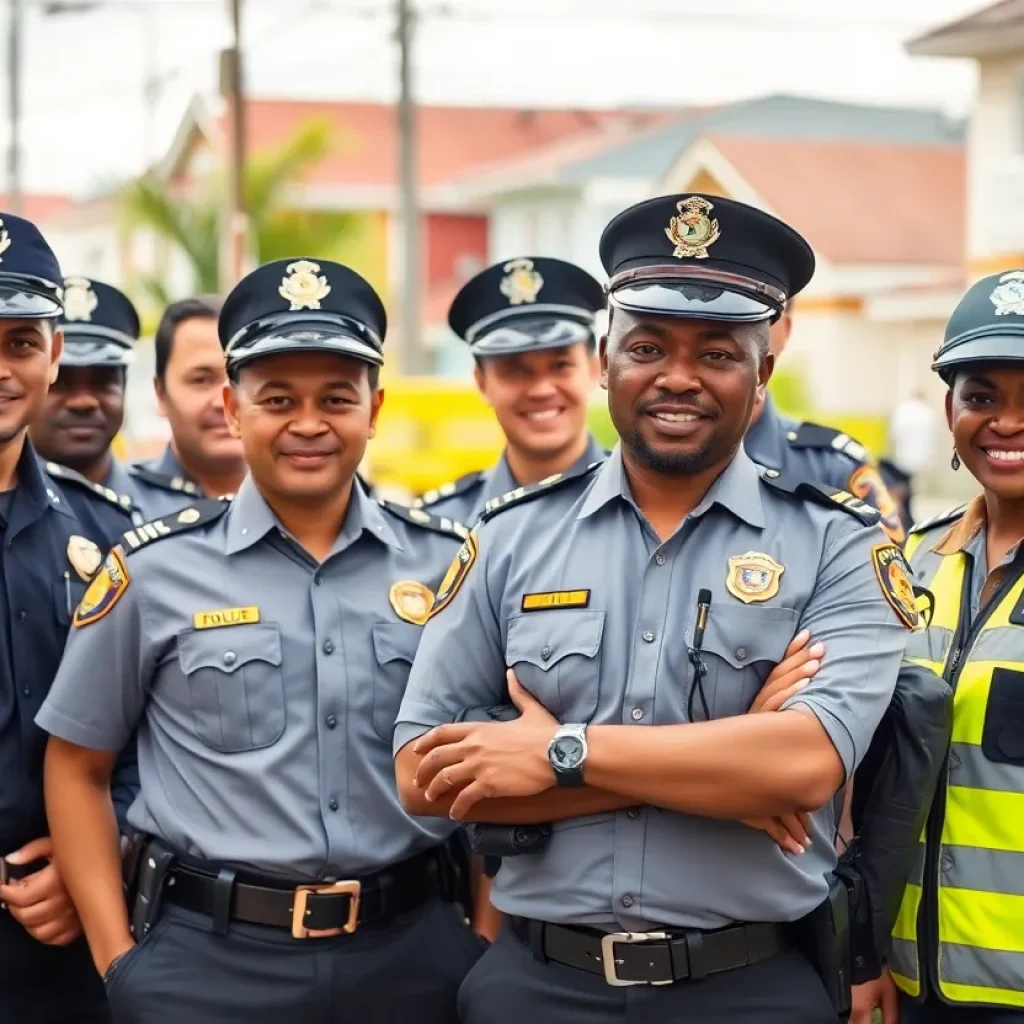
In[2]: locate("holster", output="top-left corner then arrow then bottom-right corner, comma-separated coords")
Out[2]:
440,831 -> 475,921
126,835 -> 176,939
792,873 -> 852,1021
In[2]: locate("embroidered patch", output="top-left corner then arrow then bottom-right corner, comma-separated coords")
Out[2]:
872,543 -> 918,630
725,551 -> 784,604
73,547 -> 130,627
848,464 -> 906,545
389,581 -> 435,625
428,529 -> 478,619
193,606 -> 261,630
521,590 -> 591,612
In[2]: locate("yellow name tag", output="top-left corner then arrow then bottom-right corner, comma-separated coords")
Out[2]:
521,590 -> 591,612
192,606 -> 261,630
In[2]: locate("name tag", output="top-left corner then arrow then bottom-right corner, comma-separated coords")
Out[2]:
192,606 -> 261,630
521,590 -> 591,612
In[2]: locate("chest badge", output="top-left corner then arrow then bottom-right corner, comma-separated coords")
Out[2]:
66,535 -> 102,581
726,551 -> 784,604
389,580 -> 435,625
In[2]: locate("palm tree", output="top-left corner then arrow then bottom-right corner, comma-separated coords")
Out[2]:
122,118 -> 358,307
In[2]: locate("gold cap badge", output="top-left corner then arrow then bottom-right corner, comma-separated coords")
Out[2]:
0,218 -> 10,263
990,271 -> 1024,316
62,277 -> 99,322
499,258 -> 544,306
665,197 -> 721,260
389,580 -> 435,625
279,260 -> 331,311
726,551 -> 784,604
66,535 -> 102,581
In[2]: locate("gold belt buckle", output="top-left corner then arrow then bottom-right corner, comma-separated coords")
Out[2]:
291,880 -> 361,939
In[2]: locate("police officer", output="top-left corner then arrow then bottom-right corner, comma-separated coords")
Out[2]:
37,257 -> 483,1024
393,194 -> 912,1024
30,276 -> 144,518
127,297 -> 246,517
415,257 -> 607,524
744,304 -> 906,544
0,214 -> 136,1023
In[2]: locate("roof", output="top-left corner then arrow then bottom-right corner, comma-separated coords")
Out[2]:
704,134 -> 965,266
907,0 -> 1024,57
0,193 -> 73,224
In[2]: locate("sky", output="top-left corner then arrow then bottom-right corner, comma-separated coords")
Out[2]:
3,0 -> 987,194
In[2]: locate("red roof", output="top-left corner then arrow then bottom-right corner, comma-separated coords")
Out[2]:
0,193 -> 73,223
707,135 -> 965,266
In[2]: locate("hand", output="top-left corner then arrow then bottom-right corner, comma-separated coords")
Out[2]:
0,837 -> 82,946
414,669 -> 559,820
851,969 -> 900,1024
749,629 -> 824,714
739,813 -> 812,856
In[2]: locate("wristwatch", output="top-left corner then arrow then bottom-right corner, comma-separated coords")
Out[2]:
547,724 -> 588,787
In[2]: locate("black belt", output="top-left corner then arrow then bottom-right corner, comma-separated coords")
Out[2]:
164,847 -> 445,939
507,915 -> 789,986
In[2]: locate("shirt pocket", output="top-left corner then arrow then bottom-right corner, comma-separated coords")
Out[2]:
505,609 -> 604,721
701,606 -> 800,719
371,622 -> 422,741
177,624 -> 286,753
52,578 -> 87,627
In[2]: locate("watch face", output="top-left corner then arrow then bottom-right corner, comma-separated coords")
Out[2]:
552,735 -> 585,770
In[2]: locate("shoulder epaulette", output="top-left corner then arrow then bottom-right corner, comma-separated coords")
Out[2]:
910,504 -> 967,536
759,468 -> 881,526
787,422 -> 867,463
120,500 -> 230,554
44,461 -> 137,514
378,500 -> 469,540
479,460 -> 603,523
127,463 -> 202,497
413,470 -> 485,509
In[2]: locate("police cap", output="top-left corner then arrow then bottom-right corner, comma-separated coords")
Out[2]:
448,257 -> 604,357
59,277 -> 140,367
599,194 -> 814,323
219,258 -> 386,372
932,270 -> 1024,384
0,212 -> 63,319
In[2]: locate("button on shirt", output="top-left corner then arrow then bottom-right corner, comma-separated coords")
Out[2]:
126,444 -> 206,519
38,477 -> 463,880
395,446 -> 908,931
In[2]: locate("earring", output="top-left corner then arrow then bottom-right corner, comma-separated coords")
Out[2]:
951,448 -> 961,471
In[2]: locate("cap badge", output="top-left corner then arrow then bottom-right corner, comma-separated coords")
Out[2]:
62,277 -> 99,322
665,197 -> 721,260
279,260 -> 331,311
990,271 -> 1024,317
499,258 -> 544,306
725,551 -> 784,604
0,219 -> 10,263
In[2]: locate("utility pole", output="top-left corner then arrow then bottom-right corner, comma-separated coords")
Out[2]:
396,0 -> 422,375
5,0 -> 22,214
221,0 -> 247,286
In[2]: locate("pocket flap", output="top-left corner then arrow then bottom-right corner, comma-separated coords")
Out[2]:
178,623 -> 282,675
702,606 -> 798,669
372,621 -> 422,665
506,609 -> 605,671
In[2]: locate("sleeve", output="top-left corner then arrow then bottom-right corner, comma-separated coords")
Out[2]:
782,520 -> 910,777
393,526 -> 508,755
35,548 -> 156,752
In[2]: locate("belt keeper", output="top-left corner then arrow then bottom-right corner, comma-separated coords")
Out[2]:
528,919 -> 548,964
212,868 -> 236,936
686,930 -> 706,981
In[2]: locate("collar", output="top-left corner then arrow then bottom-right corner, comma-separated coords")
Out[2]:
152,444 -> 199,491
743,394 -> 787,470
577,445 -> 765,529
933,495 -> 987,556
10,441 -> 73,539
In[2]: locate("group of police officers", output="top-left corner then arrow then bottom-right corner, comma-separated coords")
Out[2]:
0,187 -> 1018,1024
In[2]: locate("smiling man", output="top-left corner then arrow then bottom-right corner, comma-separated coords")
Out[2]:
415,257 -> 606,524
393,195 -> 913,1024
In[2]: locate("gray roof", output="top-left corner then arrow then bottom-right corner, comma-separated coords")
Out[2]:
558,93 -> 964,184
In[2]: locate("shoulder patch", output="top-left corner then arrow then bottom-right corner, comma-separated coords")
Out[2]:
126,463 -> 202,497
120,500 -> 229,554
788,422 -> 867,463
73,546 -> 130,627
45,461 -> 138,516
479,461 -> 603,523
378,500 -> 469,540
759,469 -> 881,526
910,504 -> 967,537
847,463 -> 906,545
414,470 -> 485,509
428,527 -> 479,619
871,543 -> 919,629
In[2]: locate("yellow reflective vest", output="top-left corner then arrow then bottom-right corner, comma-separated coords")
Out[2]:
890,504 -> 1024,1009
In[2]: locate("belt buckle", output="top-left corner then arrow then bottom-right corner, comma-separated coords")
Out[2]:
291,880 -> 361,939
600,931 -> 671,987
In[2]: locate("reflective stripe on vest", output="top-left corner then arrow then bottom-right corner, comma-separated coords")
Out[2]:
890,523 -> 1024,1009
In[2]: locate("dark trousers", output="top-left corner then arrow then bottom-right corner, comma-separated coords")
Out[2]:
104,898 -> 485,1024
0,910 -> 110,1023
902,995 -> 1024,1024
456,926 -> 840,1023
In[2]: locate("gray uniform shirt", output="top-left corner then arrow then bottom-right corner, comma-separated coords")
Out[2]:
38,477 -> 463,880
126,445 -> 206,520
419,434 -> 607,525
395,446 -> 909,931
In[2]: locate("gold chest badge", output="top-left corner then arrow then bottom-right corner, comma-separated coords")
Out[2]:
66,535 -> 102,581
389,581 -> 435,625
726,551 -> 785,604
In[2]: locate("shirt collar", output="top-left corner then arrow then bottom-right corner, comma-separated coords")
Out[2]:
743,393 -> 786,470
933,495 -> 987,556
577,444 -> 765,529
